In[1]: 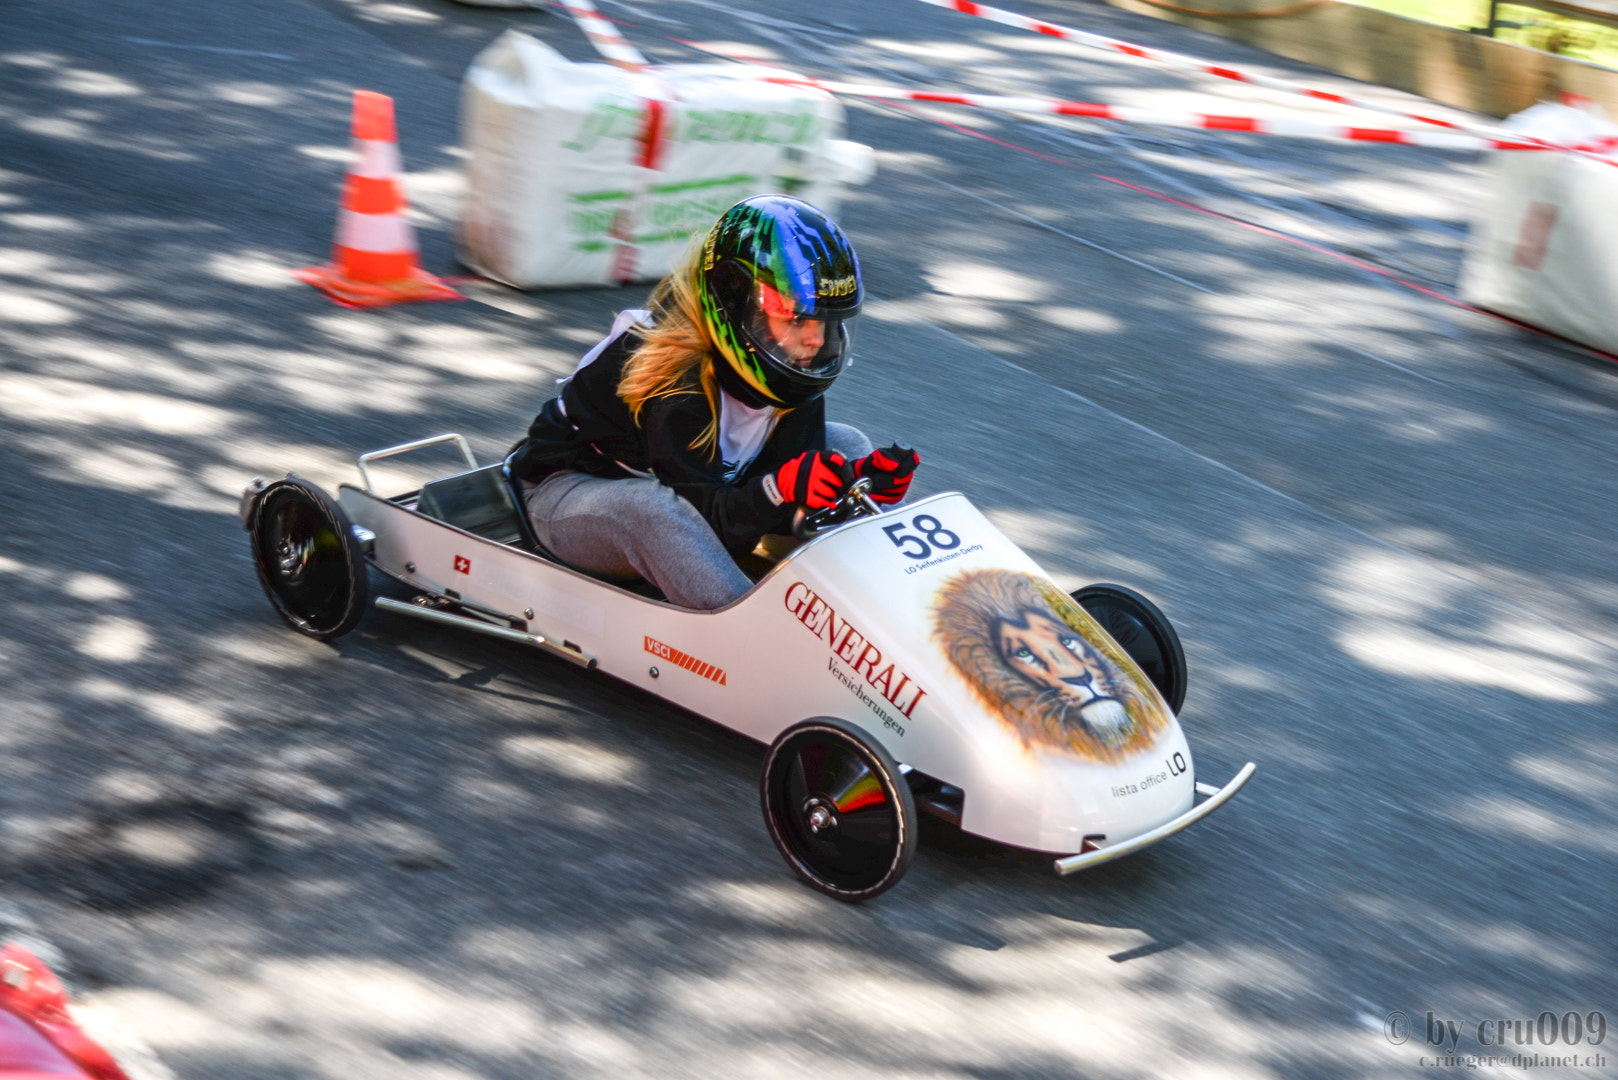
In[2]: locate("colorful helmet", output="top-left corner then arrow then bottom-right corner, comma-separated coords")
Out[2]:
698,195 -> 863,409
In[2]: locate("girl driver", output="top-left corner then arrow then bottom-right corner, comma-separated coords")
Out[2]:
508,195 -> 919,610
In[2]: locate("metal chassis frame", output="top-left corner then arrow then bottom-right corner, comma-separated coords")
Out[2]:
357,433 -> 479,494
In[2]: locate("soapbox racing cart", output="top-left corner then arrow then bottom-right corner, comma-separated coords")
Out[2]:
241,433 -> 1255,902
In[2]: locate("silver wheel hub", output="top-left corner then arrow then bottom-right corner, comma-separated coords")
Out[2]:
803,799 -> 838,835
276,536 -> 312,582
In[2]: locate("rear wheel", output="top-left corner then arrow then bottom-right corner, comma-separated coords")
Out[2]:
249,478 -> 369,640
1071,583 -> 1187,715
761,717 -> 916,902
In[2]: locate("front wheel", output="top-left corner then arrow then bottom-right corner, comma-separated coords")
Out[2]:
761,717 -> 917,902
249,477 -> 369,640
1071,583 -> 1187,715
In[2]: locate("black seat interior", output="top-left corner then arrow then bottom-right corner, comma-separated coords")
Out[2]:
415,464 -> 532,547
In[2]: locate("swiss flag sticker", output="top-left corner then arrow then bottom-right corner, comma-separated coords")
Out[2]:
453,555 -> 471,574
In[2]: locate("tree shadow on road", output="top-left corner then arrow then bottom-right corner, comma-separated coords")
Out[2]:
2,3 -> 1616,1078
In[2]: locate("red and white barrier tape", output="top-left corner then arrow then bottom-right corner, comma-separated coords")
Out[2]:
909,0 -> 1618,166
555,0 -> 679,281
557,0 -> 648,71
911,0 -> 1554,146
759,75 -> 1561,151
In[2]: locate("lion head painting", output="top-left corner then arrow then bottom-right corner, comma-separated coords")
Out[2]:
930,569 -> 1169,763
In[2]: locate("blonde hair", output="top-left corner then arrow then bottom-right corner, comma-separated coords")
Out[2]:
618,239 -> 724,457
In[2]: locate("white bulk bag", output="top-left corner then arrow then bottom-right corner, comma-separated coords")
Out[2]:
460,31 -> 875,289
1459,104 -> 1618,356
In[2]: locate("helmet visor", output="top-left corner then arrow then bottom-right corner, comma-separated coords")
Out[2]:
749,280 -> 856,379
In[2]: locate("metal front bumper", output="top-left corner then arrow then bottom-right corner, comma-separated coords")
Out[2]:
1053,761 -> 1257,875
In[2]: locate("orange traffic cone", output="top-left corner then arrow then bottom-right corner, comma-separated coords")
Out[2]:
295,91 -> 462,308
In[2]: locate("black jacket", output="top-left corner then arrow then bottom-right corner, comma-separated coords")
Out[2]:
510,322 -> 828,556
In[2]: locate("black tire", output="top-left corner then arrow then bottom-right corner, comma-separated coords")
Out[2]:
1071,583 -> 1187,715
249,478 -> 369,641
761,717 -> 917,903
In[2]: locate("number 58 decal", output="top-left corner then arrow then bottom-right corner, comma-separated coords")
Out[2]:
882,514 -> 961,560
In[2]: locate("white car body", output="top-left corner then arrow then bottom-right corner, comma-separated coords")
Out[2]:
339,476 -> 1247,861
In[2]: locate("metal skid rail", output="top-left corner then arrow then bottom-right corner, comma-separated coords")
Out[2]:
374,596 -> 596,669
1053,761 -> 1257,875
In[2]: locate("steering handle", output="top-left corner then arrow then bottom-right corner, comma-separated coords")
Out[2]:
794,476 -> 882,539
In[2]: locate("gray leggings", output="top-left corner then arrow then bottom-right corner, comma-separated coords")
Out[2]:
524,423 -> 872,610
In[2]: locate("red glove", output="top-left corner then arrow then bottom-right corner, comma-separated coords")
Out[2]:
852,444 -> 920,505
768,450 -> 851,510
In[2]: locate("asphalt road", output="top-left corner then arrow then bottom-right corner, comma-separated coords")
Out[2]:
2,0 -> 1615,1077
